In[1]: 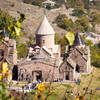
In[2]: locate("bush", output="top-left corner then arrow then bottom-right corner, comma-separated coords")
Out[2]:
72,8 -> 85,17
17,43 -> 27,59
55,33 -> 60,44
0,11 -> 15,30
74,15 -> 91,32
90,44 -> 100,68
56,14 -> 73,31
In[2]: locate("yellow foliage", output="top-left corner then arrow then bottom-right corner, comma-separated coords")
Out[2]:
76,96 -> 84,100
48,89 -> 56,95
38,83 -> 45,92
0,74 -> 2,80
35,92 -> 38,100
2,62 -> 8,76
65,32 -> 75,46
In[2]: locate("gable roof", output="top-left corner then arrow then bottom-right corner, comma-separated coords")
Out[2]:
36,16 -> 55,35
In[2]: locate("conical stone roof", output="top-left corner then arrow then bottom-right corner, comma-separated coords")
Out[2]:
74,33 -> 85,46
36,16 -> 55,35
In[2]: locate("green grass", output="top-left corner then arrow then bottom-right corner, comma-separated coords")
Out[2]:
10,67 -> 100,100
44,67 -> 100,100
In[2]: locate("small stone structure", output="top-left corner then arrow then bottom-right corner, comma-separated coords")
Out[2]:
42,0 -> 56,6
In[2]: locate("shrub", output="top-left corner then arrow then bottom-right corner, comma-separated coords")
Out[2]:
72,8 -> 85,17
0,11 -> 15,30
56,14 -> 73,31
90,44 -> 100,68
74,15 -> 91,32
17,43 -> 27,59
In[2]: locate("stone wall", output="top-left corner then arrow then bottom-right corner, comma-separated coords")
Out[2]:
17,60 -> 59,82
69,49 -> 87,73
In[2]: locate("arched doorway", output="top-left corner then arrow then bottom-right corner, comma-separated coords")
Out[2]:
36,71 -> 42,81
65,72 -> 69,80
32,71 -> 42,82
76,64 -> 80,72
12,65 -> 18,80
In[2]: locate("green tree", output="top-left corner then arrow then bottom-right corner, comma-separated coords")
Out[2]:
55,33 -> 60,44
8,13 -> 25,38
0,11 -> 15,30
74,15 -> 90,32
59,36 -> 68,53
17,43 -> 27,59
92,13 -> 100,25
72,8 -> 85,17
0,83 -> 10,100
84,0 -> 89,10
90,44 -> 100,68
56,14 -> 73,31
82,36 -> 93,46
66,0 -> 76,8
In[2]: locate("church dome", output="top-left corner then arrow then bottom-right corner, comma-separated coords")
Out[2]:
36,16 -> 55,35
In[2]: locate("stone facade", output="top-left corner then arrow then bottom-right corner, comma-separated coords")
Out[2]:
17,60 -> 59,82
11,19 -> 91,82
60,33 -> 92,81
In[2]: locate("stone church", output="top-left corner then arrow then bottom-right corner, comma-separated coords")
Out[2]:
0,16 -> 92,82
59,33 -> 92,81
12,16 -> 62,82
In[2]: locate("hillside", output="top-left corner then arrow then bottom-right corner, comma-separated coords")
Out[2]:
0,0 -> 67,38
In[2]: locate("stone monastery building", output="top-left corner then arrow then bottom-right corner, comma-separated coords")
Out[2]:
10,16 -> 92,82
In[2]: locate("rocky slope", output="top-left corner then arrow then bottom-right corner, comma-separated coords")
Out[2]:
0,0 -> 68,38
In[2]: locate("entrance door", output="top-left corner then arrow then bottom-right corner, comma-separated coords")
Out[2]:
76,64 -> 80,72
36,71 -> 42,81
65,72 -> 69,80
32,71 -> 42,82
12,65 -> 18,80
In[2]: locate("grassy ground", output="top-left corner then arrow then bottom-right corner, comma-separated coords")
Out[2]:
37,67 -> 100,100
9,67 -> 100,100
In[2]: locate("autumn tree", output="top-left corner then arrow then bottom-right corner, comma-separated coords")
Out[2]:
56,14 -> 73,31
74,15 -> 90,32
0,11 -> 15,30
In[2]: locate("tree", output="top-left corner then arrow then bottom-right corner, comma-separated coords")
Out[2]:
75,0 -> 84,9
90,44 -> 100,68
66,0 -> 76,8
8,13 -> 25,38
55,33 -> 60,44
59,36 -> 68,53
65,32 -> 75,46
17,43 -> 27,59
56,14 -> 73,31
74,15 -> 91,32
0,11 -> 15,30
92,13 -> 100,25
84,0 -> 89,10
72,8 -> 85,17
90,12 -> 100,32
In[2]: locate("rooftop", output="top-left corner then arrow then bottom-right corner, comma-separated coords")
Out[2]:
36,16 -> 55,35
74,33 -> 85,46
